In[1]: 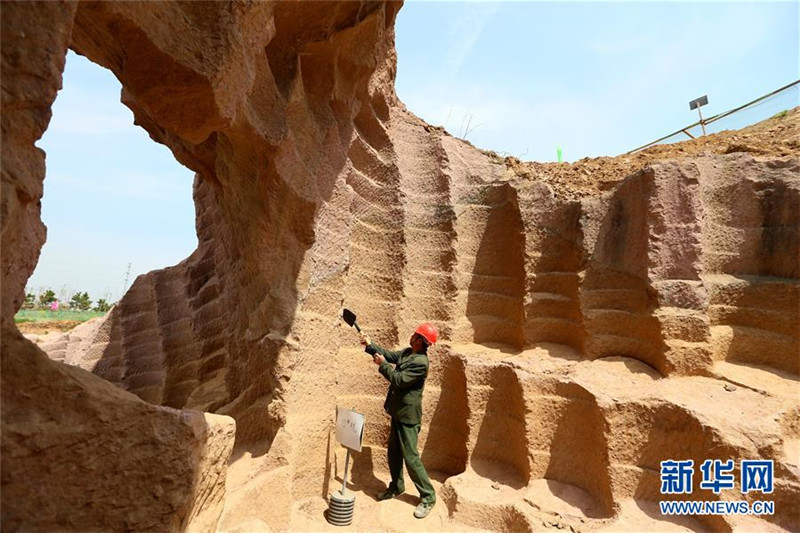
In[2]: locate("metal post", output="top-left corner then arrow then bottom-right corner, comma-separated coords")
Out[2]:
690,95 -> 709,137
341,448 -> 351,495
123,262 -> 132,293
697,108 -> 707,136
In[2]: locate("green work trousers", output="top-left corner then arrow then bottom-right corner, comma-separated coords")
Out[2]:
387,417 -> 436,504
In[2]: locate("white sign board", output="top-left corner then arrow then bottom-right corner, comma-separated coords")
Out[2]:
335,407 -> 365,452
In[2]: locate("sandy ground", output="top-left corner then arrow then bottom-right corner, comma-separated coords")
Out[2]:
215,340 -> 797,532
17,320 -> 82,334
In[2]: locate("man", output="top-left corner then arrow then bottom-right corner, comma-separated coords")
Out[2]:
360,323 -> 438,519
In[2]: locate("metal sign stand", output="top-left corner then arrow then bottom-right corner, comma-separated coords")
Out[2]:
327,406 -> 364,527
341,447 -> 352,496
689,95 -> 709,136
328,483 -> 355,527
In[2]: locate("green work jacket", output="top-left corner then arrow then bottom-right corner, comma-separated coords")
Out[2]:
367,343 -> 429,425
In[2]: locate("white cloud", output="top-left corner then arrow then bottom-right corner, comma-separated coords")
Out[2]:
440,4 -> 500,91
404,79 -> 614,161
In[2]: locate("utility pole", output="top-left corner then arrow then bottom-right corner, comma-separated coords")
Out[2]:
122,262 -> 132,294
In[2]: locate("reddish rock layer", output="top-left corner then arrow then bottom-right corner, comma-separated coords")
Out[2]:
1,329 -> 235,532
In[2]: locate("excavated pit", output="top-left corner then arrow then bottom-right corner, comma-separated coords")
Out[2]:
3,2 -> 799,532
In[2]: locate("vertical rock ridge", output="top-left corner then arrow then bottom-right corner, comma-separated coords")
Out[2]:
118,275 -> 166,404
518,182 -> 586,350
393,111 -> 458,338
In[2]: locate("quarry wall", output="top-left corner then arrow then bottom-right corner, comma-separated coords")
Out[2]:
2,1 -> 798,531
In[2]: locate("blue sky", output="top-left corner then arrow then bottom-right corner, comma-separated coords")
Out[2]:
395,2 -> 798,159
26,2 -> 798,304
29,53 -> 197,303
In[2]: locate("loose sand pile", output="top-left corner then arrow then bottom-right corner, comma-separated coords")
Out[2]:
17,319 -> 82,335
501,107 -> 799,200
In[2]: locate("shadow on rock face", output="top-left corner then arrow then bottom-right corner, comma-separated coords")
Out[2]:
471,365 -> 530,489
422,352 -> 469,477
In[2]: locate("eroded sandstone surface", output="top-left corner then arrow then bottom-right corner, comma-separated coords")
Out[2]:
2,1 -> 798,532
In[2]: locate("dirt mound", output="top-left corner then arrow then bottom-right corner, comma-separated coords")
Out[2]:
17,319 -> 82,334
499,107 -> 799,200
2,2 -> 798,532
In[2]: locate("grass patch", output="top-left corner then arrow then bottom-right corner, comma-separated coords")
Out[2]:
15,309 -> 107,324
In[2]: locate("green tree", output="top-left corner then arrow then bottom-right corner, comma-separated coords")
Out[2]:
70,292 -> 92,311
81,292 -> 93,311
94,299 -> 112,313
23,293 -> 36,310
38,289 -> 56,309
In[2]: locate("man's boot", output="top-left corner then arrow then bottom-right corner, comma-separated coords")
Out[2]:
377,489 -> 402,501
414,501 -> 434,518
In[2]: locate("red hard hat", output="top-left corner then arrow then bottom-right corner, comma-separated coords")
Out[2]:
415,323 -> 438,345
